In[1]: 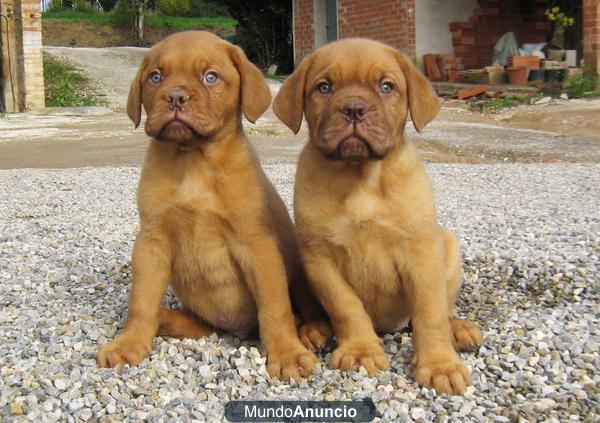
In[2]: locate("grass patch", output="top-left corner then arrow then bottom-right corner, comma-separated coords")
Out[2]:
43,53 -> 108,107
487,97 -> 522,109
566,74 -> 600,98
42,10 -> 130,24
264,73 -> 285,82
486,95 -> 532,110
475,95 -> 537,113
42,10 -> 237,29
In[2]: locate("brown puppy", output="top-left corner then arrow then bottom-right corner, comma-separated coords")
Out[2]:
273,38 -> 483,394
96,31 -> 318,381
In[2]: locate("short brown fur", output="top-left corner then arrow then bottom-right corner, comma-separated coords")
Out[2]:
97,31 -> 319,381
273,38 -> 483,394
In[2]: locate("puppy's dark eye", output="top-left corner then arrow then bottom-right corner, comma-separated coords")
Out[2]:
149,71 -> 162,85
204,72 -> 219,85
380,81 -> 394,94
316,81 -> 331,94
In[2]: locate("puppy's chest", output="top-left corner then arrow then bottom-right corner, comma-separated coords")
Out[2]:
322,191 -> 409,319
165,174 -> 240,285
328,190 -> 402,247
172,172 -> 225,217
323,190 -> 408,282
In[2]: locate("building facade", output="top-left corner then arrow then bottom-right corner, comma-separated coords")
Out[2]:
293,0 -> 600,77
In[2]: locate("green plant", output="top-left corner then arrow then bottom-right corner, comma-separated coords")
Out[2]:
43,53 -> 108,107
146,15 -> 236,29
567,74 -> 599,98
48,0 -> 67,12
156,0 -> 190,16
264,73 -> 285,82
545,6 -> 575,28
112,0 -> 134,14
72,0 -> 96,12
220,0 -> 293,72
545,6 -> 575,49
188,0 -> 229,17
479,95 -> 538,112
98,0 -> 118,11
488,97 -> 519,109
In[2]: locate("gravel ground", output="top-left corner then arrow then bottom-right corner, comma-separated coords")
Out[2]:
0,163 -> 598,422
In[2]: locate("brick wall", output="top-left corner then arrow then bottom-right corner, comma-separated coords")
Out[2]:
21,0 -> 45,110
292,0 -> 416,65
583,0 -> 600,76
293,0 -> 315,65
450,0 -> 549,69
337,0 -> 416,60
0,0 -> 45,112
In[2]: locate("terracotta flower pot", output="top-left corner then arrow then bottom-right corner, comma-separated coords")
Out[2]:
507,67 -> 528,85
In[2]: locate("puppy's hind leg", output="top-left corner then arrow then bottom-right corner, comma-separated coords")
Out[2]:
158,308 -> 215,339
444,229 -> 483,352
292,272 -> 333,352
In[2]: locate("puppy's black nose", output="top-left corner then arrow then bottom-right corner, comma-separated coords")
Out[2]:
342,102 -> 368,123
166,89 -> 189,110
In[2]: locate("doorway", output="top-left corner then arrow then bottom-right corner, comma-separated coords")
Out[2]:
314,0 -> 337,49
325,0 -> 337,43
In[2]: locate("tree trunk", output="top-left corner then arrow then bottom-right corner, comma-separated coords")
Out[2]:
133,0 -> 146,46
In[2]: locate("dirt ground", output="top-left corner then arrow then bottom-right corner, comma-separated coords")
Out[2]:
44,46 -> 148,110
1,46 -> 599,168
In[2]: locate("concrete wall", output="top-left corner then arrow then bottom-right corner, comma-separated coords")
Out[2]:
415,0 -> 478,70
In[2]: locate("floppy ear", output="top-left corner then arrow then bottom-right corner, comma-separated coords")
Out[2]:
127,59 -> 147,128
395,52 -> 440,133
229,45 -> 272,123
272,55 -> 312,134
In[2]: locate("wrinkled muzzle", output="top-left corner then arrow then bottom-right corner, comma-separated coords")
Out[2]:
316,91 -> 394,162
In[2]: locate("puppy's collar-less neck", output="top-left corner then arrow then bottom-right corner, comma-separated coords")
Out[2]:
158,132 -> 247,165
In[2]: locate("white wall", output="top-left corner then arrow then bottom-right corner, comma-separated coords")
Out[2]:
415,0 -> 478,70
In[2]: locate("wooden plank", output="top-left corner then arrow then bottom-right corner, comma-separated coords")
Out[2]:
458,86 -> 487,100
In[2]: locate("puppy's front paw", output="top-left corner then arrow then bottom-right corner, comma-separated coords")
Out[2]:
267,343 -> 318,382
450,319 -> 483,351
299,320 -> 333,352
97,334 -> 152,368
414,351 -> 471,395
330,339 -> 389,375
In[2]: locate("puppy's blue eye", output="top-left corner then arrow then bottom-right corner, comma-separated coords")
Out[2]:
380,81 -> 394,94
204,72 -> 219,85
317,81 -> 331,94
149,71 -> 162,84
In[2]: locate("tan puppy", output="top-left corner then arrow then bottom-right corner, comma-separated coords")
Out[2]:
273,38 -> 483,394
96,31 -> 318,381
